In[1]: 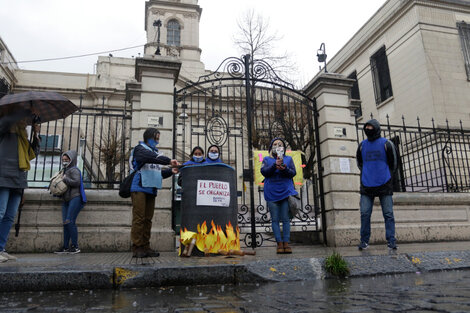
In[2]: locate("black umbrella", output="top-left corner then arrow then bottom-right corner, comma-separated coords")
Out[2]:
0,91 -> 78,123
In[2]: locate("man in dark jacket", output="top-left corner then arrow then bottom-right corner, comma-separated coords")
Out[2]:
356,119 -> 398,250
130,128 -> 179,258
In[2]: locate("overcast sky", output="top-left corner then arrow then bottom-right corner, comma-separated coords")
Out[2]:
0,0 -> 387,84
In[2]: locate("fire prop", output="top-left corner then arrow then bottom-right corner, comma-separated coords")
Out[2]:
180,220 -> 254,257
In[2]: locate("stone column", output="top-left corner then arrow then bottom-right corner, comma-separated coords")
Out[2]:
304,73 -> 359,246
127,55 -> 182,251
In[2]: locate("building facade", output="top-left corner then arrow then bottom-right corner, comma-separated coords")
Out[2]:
309,0 -> 470,127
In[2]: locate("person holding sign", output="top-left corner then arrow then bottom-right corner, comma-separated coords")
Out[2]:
260,138 -> 297,254
205,145 -> 223,164
130,128 -> 179,258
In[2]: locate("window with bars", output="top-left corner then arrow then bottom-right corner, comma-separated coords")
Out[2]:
167,20 -> 181,47
0,77 -> 9,99
457,21 -> 470,80
370,46 -> 393,105
348,71 -> 362,118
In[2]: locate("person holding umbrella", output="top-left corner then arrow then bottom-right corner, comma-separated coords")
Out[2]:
0,107 -> 41,262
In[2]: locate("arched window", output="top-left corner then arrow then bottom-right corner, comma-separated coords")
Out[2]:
167,20 -> 181,47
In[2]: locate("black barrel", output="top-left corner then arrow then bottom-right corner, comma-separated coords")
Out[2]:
180,163 -> 238,233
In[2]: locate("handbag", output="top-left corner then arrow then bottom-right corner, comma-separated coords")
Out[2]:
118,171 -> 137,198
288,194 -> 301,218
119,163 -> 144,198
49,170 -> 68,196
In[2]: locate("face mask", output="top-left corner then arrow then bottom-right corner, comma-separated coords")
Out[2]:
147,139 -> 158,149
364,128 -> 376,139
62,161 -> 70,168
208,152 -> 219,160
275,147 -> 284,157
193,156 -> 204,162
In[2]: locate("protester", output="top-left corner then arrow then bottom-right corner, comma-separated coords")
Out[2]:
183,146 -> 205,165
205,145 -> 223,164
130,128 -> 179,258
0,108 -> 40,262
54,150 -> 87,254
356,119 -> 398,251
260,138 -> 297,254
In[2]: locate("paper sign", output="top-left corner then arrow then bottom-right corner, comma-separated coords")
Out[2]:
339,158 -> 350,173
196,180 -> 230,207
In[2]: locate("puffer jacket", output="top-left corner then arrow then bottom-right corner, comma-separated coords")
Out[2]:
61,150 -> 82,202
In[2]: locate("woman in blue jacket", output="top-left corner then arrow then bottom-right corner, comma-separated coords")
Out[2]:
260,138 -> 297,254
183,146 -> 205,165
205,145 -> 223,164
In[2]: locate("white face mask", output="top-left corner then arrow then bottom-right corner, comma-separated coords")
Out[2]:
62,161 -> 70,168
275,147 -> 284,157
208,152 -> 219,160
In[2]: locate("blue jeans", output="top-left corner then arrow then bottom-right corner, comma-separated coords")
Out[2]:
267,198 -> 290,243
62,196 -> 83,248
360,194 -> 396,244
0,188 -> 22,251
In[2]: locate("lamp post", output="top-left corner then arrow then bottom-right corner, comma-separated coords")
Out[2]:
317,43 -> 327,73
153,19 -> 162,55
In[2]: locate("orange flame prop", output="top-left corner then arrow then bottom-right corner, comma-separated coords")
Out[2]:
181,220 -> 240,255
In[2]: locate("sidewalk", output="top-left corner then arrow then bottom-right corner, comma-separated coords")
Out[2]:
1,241 -> 470,292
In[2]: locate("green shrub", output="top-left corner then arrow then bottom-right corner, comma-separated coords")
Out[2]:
325,252 -> 350,278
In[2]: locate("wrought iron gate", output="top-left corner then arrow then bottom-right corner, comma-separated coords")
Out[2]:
173,55 -> 326,248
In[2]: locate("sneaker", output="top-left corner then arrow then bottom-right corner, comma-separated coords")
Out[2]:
387,242 -> 398,250
0,254 -> 7,263
358,242 -> 369,250
54,247 -> 69,254
68,246 -> 81,254
0,251 -> 17,260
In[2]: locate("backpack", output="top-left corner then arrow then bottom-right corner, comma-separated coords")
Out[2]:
49,169 -> 68,196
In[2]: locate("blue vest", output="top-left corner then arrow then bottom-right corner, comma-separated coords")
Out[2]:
361,137 -> 391,187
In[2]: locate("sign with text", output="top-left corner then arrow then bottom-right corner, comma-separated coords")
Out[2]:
196,180 -> 230,207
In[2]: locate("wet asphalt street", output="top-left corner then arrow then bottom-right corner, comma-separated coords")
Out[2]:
1,270 -> 470,312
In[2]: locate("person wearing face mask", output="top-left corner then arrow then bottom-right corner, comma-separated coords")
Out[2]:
129,128 -> 180,258
260,138 -> 297,254
54,150 -> 87,254
356,119 -> 398,251
205,145 -> 223,164
0,108 -> 41,262
183,146 -> 205,165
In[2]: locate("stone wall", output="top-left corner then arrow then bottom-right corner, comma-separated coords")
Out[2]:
6,189 -> 175,253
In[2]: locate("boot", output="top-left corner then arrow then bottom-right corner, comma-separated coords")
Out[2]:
133,246 -> 147,258
144,247 -> 160,257
276,242 -> 284,254
283,242 -> 292,254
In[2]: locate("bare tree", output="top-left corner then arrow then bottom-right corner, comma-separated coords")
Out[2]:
233,9 -> 298,84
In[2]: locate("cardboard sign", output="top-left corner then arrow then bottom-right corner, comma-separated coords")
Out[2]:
196,180 -> 231,207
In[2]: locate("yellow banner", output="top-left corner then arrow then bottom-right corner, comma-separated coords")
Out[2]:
253,150 -> 304,186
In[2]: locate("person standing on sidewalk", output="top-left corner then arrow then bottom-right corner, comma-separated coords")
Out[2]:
54,150 -> 87,255
356,119 -> 398,250
261,138 -> 297,254
0,109 -> 41,262
130,128 -> 179,258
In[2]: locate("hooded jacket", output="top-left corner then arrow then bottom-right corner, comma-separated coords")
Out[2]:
62,150 -> 86,202
356,119 -> 398,196
0,111 -> 40,191
260,138 -> 297,202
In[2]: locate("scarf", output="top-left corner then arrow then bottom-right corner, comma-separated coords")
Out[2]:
16,125 -> 36,171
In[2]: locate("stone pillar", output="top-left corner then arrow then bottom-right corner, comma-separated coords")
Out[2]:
127,55 -> 181,251
304,73 -> 359,246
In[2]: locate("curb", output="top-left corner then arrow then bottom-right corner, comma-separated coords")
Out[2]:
2,250 -> 470,292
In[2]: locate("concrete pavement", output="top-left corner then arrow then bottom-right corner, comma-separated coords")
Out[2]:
1,241 -> 470,292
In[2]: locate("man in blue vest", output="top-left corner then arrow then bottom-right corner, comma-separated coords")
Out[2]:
356,119 -> 398,250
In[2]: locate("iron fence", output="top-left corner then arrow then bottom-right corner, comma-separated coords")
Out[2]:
28,95 -> 132,189
357,116 -> 470,192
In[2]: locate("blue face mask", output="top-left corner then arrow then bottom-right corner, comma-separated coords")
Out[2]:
208,152 -> 219,160
147,139 -> 159,149
193,156 -> 204,162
